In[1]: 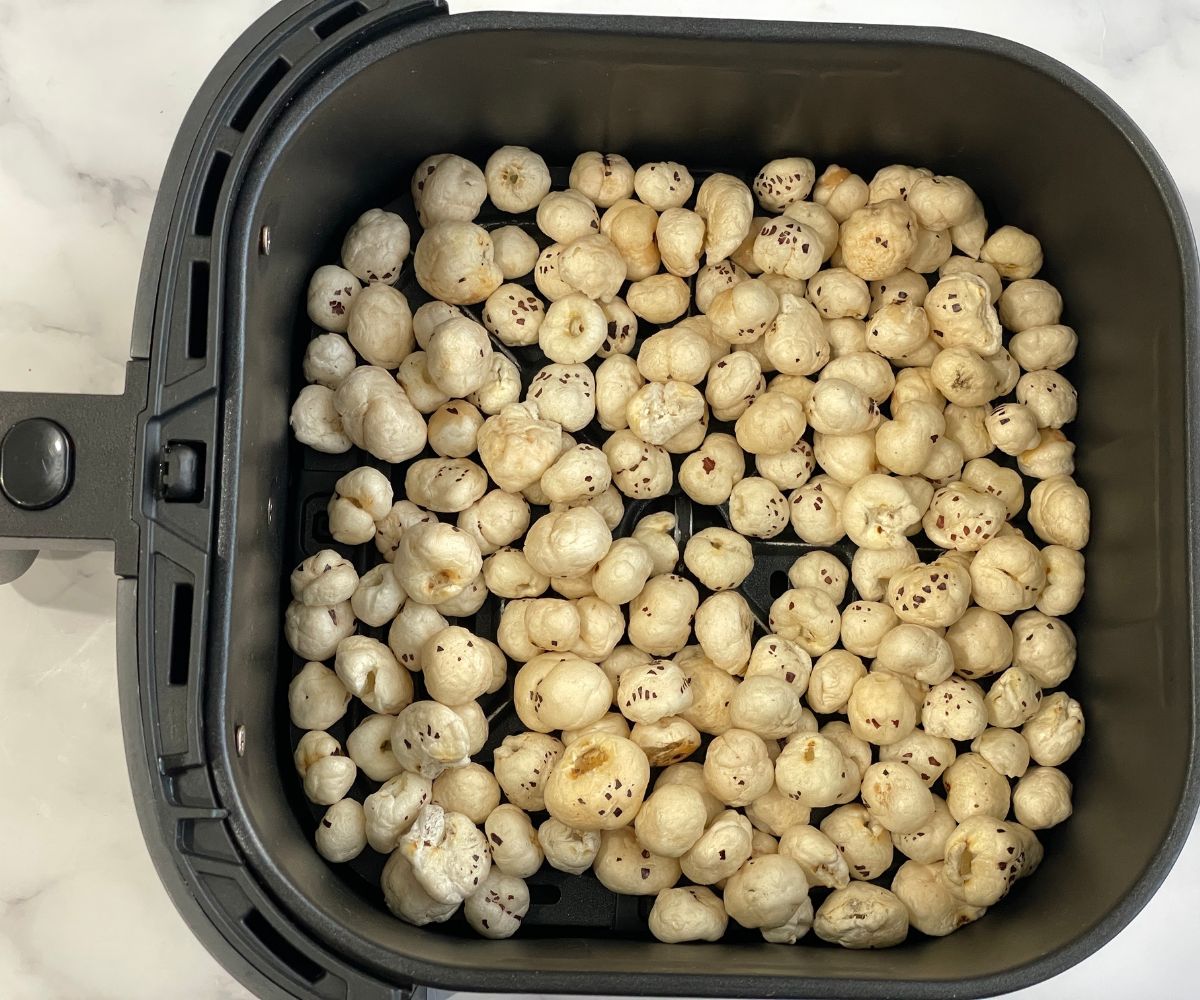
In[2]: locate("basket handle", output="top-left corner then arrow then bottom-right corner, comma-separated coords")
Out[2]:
0,360 -> 149,581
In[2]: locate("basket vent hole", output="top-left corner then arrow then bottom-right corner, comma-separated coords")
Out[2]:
769,570 -> 790,599
168,582 -> 194,686
242,909 -> 324,984
194,151 -> 230,237
528,883 -> 562,906
314,1 -> 368,39
231,58 -> 291,133
186,260 -> 209,360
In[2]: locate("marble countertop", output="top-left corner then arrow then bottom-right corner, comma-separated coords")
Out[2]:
0,0 -> 1196,997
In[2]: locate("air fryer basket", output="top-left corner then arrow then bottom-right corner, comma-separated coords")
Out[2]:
0,2 -> 1197,998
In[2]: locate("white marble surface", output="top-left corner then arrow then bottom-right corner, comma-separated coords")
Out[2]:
0,0 -> 1196,998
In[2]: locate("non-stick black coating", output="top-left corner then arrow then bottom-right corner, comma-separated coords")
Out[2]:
210,10 -> 1198,998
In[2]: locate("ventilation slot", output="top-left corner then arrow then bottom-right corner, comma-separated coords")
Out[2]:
195,151 -> 231,237
314,1 -> 368,39
186,260 -> 210,360
769,569 -> 790,599
168,582 -> 195,686
231,58 -> 291,132
242,909 -> 324,984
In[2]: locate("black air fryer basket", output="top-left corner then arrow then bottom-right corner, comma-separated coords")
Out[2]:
0,2 -> 1197,998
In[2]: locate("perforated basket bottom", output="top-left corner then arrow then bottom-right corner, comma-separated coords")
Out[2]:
282,165 -> 1041,941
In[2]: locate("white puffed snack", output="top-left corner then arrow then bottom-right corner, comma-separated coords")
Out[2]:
891,860 -> 985,938
419,625 -> 493,706
391,521 -> 482,606
813,164 -> 869,223
634,784 -> 709,858
922,678 -> 988,742
847,672 -> 919,747
482,283 -> 544,347
534,817 -> 599,877
617,659 -> 694,725
680,433 -> 746,504
303,333 -> 356,390
729,675 -> 805,740
493,732 -> 563,812
603,429 -> 674,500
981,225 -> 1043,279
635,160 -> 695,210
649,886 -> 728,943
335,635 -> 413,715
484,145 -> 550,213
1013,766 -> 1073,830
334,365 -> 428,461
1027,475 -> 1090,550
769,587 -> 841,657
288,661 -> 351,732
316,798 -> 369,864
386,601 -> 447,671
630,715 -> 702,767
404,457 -> 487,514
594,827 -> 681,896
971,727 -> 1031,780
820,803 -> 896,882
290,385 -> 352,453
592,538 -> 655,607
1022,691 -> 1085,767
724,854 -> 810,930
701,730 -> 776,808
327,466 -> 393,544
476,402 -> 562,493
414,221 -> 503,305
284,600 -> 356,662
839,601 -> 899,659
683,527 -> 754,592
969,533 -> 1045,614
886,557 -> 972,628
860,761 -> 935,834
774,734 -> 854,808
380,849 -> 458,927
695,173 -> 755,263
891,795 -> 957,865
390,701 -> 472,779
1009,324 -> 1077,372
1011,610 -> 1076,688
347,283 -> 414,370
680,810 -> 754,884
464,870 -> 531,940
432,762 -> 501,826
394,351 -> 449,413
804,652 -> 867,720
400,804 -> 490,905
940,815 -> 1026,907
363,771 -> 433,853
569,151 -> 635,208
414,153 -> 486,226
426,399 -> 483,459
754,156 -> 815,211
814,882 -> 909,950
543,733 -> 650,830
307,264 -> 360,333
942,752 -> 1011,822
485,804 -> 544,879
341,207 -> 410,284
290,549 -> 358,608
491,225 -> 540,280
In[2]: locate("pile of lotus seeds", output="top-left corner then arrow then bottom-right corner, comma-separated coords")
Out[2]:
286,146 -> 1088,948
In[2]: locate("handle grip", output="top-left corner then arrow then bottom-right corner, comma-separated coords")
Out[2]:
0,359 -> 148,579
